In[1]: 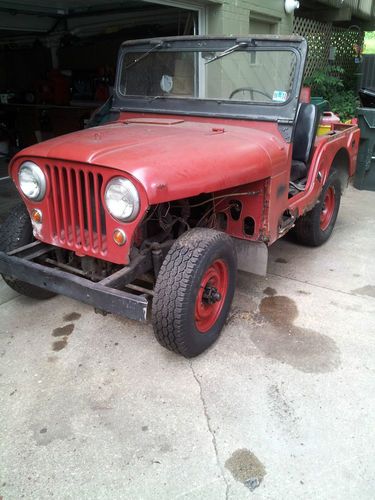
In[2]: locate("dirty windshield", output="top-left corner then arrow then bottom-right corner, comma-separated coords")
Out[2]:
119,47 -> 297,105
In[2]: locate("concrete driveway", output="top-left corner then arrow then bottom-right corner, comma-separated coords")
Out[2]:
0,186 -> 374,499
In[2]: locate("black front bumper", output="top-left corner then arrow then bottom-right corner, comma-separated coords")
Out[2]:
0,244 -> 149,322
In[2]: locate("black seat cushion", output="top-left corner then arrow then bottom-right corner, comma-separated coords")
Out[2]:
290,160 -> 308,182
292,103 -> 320,165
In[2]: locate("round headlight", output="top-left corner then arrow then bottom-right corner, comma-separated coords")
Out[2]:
104,177 -> 140,222
18,161 -> 46,201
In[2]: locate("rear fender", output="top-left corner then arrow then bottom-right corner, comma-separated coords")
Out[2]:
289,125 -> 360,215
328,148 -> 350,192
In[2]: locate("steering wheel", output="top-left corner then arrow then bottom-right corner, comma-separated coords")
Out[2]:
229,87 -> 273,101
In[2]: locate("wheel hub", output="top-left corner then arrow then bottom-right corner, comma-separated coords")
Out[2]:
202,285 -> 222,305
195,259 -> 229,333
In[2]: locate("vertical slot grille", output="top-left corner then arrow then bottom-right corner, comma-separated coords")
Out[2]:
47,163 -> 107,255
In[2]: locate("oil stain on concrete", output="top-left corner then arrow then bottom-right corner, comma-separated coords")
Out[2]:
225,448 -> 266,491
352,285 -> 375,298
63,312 -> 81,322
275,257 -> 288,264
52,339 -> 68,352
263,287 -> 277,296
31,420 -> 73,446
51,323 -> 75,351
249,295 -> 340,373
52,324 -> 75,337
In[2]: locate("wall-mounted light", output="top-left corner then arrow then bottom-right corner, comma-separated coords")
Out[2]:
285,0 -> 300,14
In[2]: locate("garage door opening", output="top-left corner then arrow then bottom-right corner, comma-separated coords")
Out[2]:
0,0 -> 200,156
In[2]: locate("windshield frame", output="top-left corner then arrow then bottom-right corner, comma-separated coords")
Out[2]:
112,36 -> 307,124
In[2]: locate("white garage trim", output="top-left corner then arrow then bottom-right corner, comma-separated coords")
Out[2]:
144,0 -> 208,34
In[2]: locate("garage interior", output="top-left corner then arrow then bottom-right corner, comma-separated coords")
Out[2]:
0,0 -> 198,190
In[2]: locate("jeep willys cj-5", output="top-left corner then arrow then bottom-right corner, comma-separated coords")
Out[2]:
0,36 -> 359,357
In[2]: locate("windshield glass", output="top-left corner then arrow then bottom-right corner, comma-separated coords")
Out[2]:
119,47 -> 297,104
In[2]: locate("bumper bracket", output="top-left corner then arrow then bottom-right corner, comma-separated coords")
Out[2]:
0,245 -> 149,322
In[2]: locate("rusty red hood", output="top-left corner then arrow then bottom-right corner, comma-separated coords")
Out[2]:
14,117 -> 288,204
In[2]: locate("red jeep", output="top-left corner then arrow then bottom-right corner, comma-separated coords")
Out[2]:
0,36 -> 359,357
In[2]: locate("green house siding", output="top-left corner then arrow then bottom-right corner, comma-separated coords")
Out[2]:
207,0 -> 293,36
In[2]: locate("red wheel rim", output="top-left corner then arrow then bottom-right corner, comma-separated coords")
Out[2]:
195,259 -> 229,333
320,186 -> 335,231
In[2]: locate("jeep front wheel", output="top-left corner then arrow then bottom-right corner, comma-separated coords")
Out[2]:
152,228 -> 237,357
0,203 -> 55,300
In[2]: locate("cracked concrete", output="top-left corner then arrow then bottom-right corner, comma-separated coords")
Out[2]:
189,360 -> 230,499
0,185 -> 375,499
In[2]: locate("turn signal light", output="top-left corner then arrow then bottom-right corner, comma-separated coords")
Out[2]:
113,228 -> 126,246
31,208 -> 42,224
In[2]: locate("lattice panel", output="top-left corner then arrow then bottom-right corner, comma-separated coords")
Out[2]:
293,17 -> 332,78
293,16 -> 364,79
331,27 -> 364,74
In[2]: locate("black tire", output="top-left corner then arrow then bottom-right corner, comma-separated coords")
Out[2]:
152,228 -> 237,358
294,172 -> 341,247
0,203 -> 55,299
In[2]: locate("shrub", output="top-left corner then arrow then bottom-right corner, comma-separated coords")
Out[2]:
304,66 -> 344,99
304,66 -> 358,121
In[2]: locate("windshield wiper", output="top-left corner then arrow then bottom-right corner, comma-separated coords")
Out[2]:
125,41 -> 164,70
148,95 -> 167,102
205,41 -> 249,65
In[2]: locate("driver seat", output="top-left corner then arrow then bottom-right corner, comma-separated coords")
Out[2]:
291,103 -> 320,182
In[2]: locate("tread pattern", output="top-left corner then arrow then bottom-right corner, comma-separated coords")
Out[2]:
152,228 -> 236,357
0,203 -> 55,299
294,173 -> 341,247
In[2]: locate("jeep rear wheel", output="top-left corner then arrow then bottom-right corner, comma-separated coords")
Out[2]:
152,228 -> 237,357
0,203 -> 55,300
294,173 -> 341,247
